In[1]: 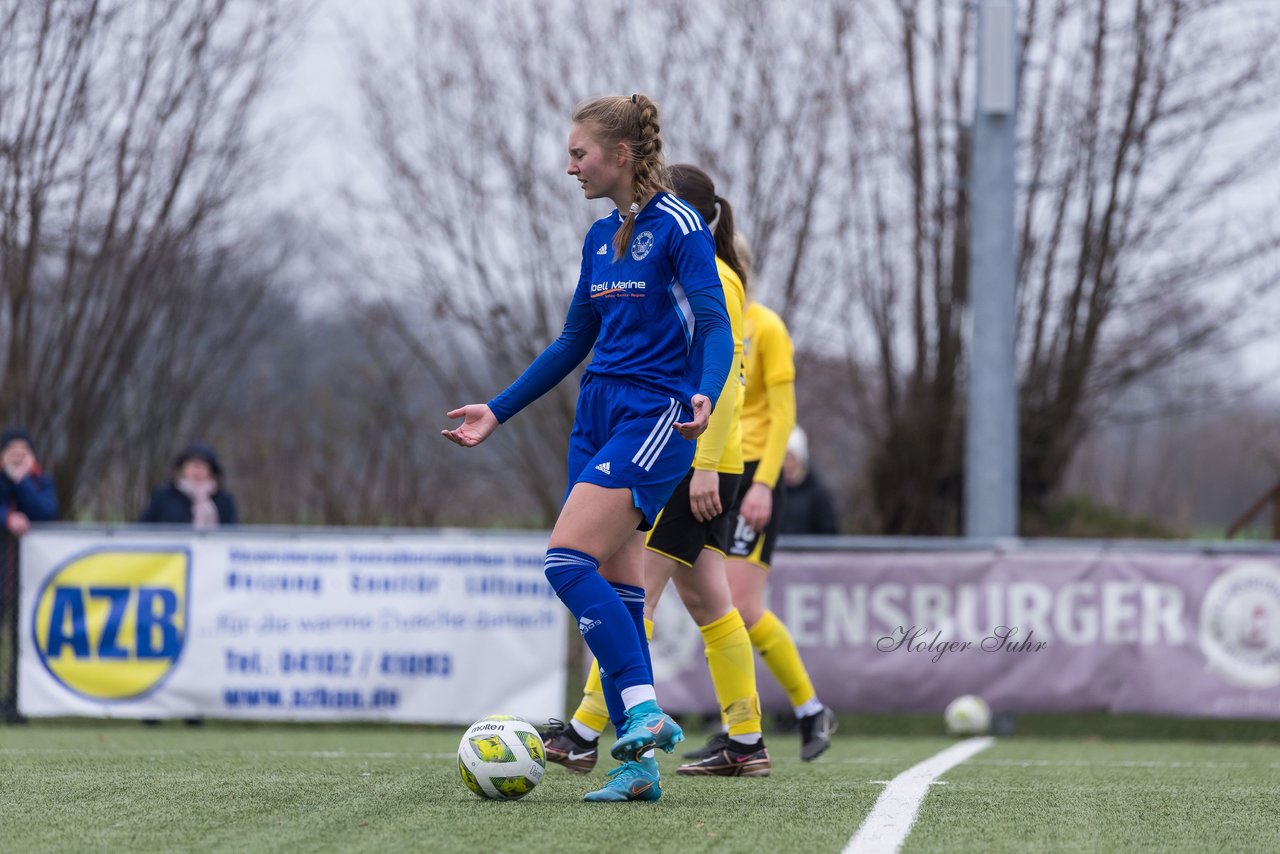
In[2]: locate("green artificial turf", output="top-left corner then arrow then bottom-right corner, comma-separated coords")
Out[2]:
3,722 -> 1278,853
0,724 -> 929,853
907,739 -> 1280,854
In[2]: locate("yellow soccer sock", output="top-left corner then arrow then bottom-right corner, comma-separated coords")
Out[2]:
747,610 -> 817,709
573,619 -> 656,735
573,659 -> 611,735
700,608 -> 761,738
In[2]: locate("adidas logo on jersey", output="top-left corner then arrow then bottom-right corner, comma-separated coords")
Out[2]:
597,244 -> 608,255
595,461 -> 612,475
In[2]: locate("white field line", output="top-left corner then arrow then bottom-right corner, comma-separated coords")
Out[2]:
845,737 -> 994,854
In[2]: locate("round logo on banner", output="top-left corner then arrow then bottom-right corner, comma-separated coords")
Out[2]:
1198,560 -> 1280,689
32,548 -> 190,701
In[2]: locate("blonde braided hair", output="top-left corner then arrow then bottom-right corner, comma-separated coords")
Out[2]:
572,93 -> 670,261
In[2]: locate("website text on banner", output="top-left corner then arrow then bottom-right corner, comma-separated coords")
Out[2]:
18,530 -> 565,723
650,548 -> 1280,720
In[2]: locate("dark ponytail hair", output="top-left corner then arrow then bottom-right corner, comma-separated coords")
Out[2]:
668,164 -> 746,286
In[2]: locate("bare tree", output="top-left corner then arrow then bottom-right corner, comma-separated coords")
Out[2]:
830,0 -> 1280,533
1014,0 -> 1280,514
349,0 -> 863,522
0,0 -> 304,515
815,0 -> 977,533
77,227 -> 302,520
47,0 -> 1265,533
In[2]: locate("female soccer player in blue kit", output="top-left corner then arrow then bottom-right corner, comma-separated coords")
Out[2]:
442,94 -> 733,802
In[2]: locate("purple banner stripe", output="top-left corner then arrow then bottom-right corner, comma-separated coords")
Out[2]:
648,548 -> 1280,720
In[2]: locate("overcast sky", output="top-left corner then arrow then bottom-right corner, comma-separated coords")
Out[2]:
264,0 -> 1280,398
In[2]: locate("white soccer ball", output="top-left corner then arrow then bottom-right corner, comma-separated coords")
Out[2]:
457,715 -> 546,800
944,695 -> 992,735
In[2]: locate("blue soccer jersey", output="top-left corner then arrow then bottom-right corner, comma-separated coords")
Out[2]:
575,192 -> 725,403
489,192 -> 731,423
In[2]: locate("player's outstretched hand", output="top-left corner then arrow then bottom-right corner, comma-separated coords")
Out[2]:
442,404 -> 500,448
673,394 -> 712,440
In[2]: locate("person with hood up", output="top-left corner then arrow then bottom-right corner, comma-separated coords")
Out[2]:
139,442 -> 239,528
1,427 -> 59,537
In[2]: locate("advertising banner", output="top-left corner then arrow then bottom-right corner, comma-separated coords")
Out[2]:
652,547 -> 1280,719
22,531 -> 1280,722
18,529 -> 564,723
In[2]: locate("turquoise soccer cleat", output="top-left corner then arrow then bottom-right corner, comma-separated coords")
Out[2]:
609,699 -> 684,762
582,757 -> 662,802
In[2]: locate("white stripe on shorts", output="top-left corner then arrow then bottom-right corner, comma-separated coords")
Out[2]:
638,414 -> 678,472
632,398 -> 680,471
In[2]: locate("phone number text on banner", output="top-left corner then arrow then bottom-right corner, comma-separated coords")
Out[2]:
18,529 -> 564,723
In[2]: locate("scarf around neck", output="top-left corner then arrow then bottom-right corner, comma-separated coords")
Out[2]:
176,478 -> 219,529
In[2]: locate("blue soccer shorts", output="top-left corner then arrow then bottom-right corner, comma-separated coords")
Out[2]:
566,376 -> 697,530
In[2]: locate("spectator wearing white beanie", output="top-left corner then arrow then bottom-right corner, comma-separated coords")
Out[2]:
780,425 -> 838,535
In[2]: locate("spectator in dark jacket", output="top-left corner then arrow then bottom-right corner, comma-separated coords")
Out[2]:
1,427 -> 59,536
140,442 -> 239,528
778,426 -> 839,535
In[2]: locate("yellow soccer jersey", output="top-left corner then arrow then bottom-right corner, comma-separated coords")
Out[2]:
740,301 -> 796,487
694,256 -> 746,474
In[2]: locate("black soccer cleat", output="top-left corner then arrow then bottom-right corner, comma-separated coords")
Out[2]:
682,731 -> 731,761
676,741 -> 771,777
798,707 -> 838,761
541,718 -> 599,774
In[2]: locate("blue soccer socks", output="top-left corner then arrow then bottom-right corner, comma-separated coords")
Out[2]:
544,548 -> 650,694
612,582 -> 652,677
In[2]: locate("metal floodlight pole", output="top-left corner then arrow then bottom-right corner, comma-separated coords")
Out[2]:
964,0 -> 1019,538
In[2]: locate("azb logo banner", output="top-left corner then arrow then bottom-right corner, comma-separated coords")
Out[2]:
17,528 -> 567,722
24,545 -> 189,707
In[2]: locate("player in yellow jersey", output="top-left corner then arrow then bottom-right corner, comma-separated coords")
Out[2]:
545,165 -> 769,777
681,232 -> 837,763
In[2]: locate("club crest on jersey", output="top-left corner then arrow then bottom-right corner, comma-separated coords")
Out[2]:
630,230 -> 654,261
